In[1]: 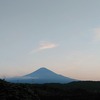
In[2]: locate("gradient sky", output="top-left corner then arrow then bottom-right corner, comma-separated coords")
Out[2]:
0,0 -> 100,80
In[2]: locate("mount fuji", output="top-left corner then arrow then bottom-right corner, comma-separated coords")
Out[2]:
7,67 -> 76,84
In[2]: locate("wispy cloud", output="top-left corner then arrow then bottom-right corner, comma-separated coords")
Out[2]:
93,27 -> 100,41
30,41 -> 58,54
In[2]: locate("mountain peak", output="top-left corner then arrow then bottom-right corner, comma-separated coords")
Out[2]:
25,67 -> 55,77
30,67 -> 54,75
38,67 -> 49,70
36,67 -> 53,72
7,67 -> 76,84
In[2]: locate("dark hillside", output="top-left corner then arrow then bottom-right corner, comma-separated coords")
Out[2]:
0,79 -> 39,100
0,79 -> 100,100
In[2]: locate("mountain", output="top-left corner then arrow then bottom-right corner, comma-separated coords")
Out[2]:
7,67 -> 76,84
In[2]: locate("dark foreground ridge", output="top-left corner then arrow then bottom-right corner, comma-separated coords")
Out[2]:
0,79 -> 100,100
0,79 -> 40,100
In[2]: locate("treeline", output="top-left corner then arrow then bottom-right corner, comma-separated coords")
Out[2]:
0,79 -> 100,100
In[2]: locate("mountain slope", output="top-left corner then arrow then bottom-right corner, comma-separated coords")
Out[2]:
7,67 -> 76,84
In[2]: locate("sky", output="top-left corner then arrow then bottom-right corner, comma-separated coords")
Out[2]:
0,0 -> 100,80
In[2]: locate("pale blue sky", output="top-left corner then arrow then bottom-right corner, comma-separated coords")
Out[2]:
0,0 -> 100,80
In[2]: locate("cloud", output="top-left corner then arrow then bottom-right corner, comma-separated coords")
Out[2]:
93,28 -> 100,41
30,41 -> 58,54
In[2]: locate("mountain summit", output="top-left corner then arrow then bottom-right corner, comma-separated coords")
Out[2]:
7,67 -> 76,84
25,67 -> 58,78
